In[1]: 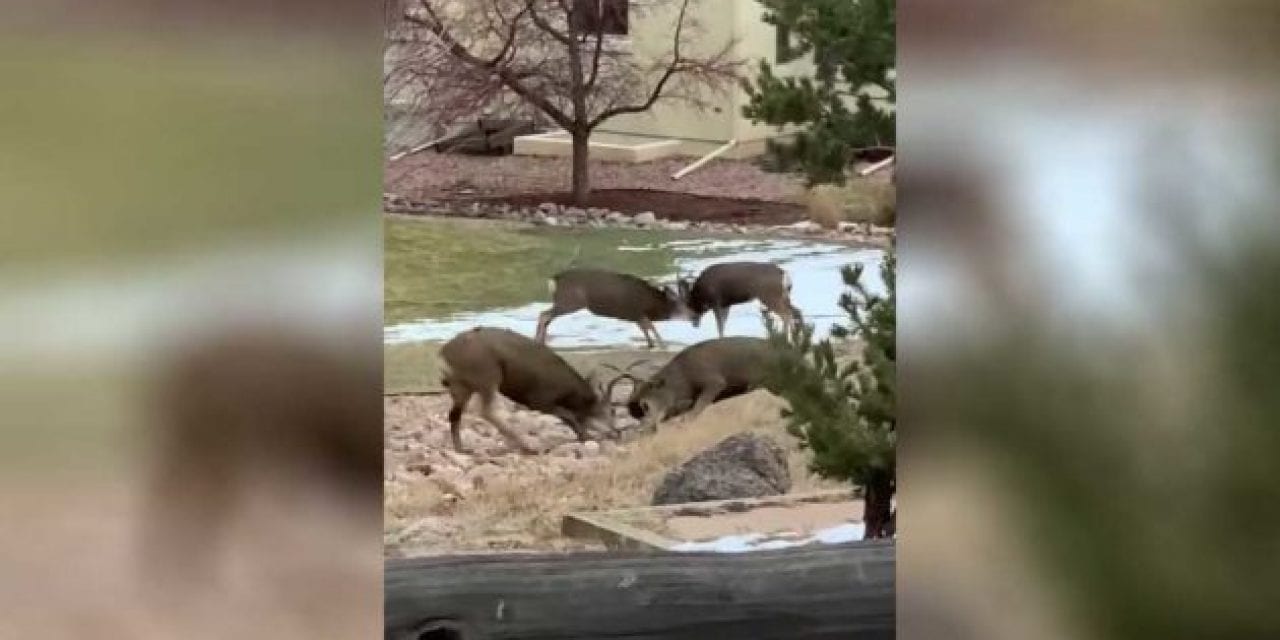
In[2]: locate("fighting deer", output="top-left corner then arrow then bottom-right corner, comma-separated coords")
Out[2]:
684,262 -> 801,337
143,325 -> 380,590
615,337 -> 779,432
535,268 -> 695,349
440,326 -> 630,454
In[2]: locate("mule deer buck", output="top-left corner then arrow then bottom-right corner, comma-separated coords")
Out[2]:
440,327 -> 630,453
536,268 -> 695,349
143,325 -> 380,591
615,337 -> 779,432
684,262 -> 801,337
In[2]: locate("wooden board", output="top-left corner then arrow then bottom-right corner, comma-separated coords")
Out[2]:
385,540 -> 895,639
562,489 -> 859,550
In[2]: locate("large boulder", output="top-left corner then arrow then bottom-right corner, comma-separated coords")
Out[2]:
652,433 -> 791,506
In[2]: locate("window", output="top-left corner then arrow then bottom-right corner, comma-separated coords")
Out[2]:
776,24 -> 800,64
572,0 -> 629,36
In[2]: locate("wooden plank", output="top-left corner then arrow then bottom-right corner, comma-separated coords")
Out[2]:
642,488 -> 858,518
560,512 -> 675,551
562,489 -> 861,549
385,541 -> 895,640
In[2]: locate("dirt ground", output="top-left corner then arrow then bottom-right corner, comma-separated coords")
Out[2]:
387,153 -> 807,202
385,153 -> 810,224
383,390 -> 842,556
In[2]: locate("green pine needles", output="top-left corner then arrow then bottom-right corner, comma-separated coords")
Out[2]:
767,250 -> 896,537
743,0 -> 896,185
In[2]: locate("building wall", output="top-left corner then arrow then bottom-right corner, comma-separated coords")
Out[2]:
597,0 -> 889,156
596,0 -> 741,145
390,0 -> 823,157
730,1 -> 813,143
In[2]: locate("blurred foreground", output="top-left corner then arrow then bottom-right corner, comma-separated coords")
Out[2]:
899,1 -> 1280,638
0,1 -> 383,637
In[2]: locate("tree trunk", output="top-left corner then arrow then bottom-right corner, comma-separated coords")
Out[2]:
571,129 -> 590,204
862,474 -> 895,539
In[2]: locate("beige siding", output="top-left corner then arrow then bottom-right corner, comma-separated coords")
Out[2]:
598,0 -> 814,153
730,1 -> 813,143
596,0 -> 739,144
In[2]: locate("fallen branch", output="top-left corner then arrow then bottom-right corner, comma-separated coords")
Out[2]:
858,155 -> 895,177
388,134 -> 451,162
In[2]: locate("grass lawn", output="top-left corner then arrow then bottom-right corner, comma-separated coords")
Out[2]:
384,215 -> 682,325
384,215 -> 696,393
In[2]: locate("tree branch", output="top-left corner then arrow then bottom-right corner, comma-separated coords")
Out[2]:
588,0 -> 694,129
405,1 -> 575,129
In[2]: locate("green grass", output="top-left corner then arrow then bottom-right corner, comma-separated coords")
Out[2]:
0,37 -> 376,270
384,216 -> 683,325
384,342 -> 447,394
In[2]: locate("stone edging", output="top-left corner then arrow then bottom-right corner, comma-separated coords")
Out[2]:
384,193 -> 895,247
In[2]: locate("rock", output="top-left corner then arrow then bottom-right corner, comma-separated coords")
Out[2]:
651,433 -> 791,506
542,216 -> 559,227
538,202 -> 558,214
633,211 -> 657,225
468,463 -> 505,490
664,220 -> 690,231
552,442 -> 584,459
441,449 -> 474,468
428,468 -> 468,497
606,211 -> 630,224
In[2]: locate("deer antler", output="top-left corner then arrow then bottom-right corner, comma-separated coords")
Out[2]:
603,372 -> 643,404
601,358 -> 651,375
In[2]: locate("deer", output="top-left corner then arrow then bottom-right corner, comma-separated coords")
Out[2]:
683,262 -> 801,337
142,324 -> 380,593
440,326 -> 631,454
612,337 -> 780,433
535,267 -> 695,349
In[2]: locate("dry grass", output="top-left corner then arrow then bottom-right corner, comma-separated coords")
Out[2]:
804,178 -> 896,228
386,390 -> 842,554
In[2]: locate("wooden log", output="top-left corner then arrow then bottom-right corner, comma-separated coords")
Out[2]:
385,541 -> 894,640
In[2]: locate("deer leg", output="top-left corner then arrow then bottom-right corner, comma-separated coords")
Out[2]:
713,307 -> 729,338
635,322 -> 655,349
535,308 -> 557,344
639,319 -> 665,349
686,379 -> 728,421
762,296 -> 797,336
479,391 -> 538,455
446,385 -> 473,453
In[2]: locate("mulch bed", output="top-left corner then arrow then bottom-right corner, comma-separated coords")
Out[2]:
469,189 -> 807,226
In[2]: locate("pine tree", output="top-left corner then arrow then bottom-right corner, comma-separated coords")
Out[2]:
742,0 -> 895,185
768,249 -> 896,538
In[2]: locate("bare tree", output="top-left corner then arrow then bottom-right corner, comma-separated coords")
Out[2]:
389,0 -> 743,203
